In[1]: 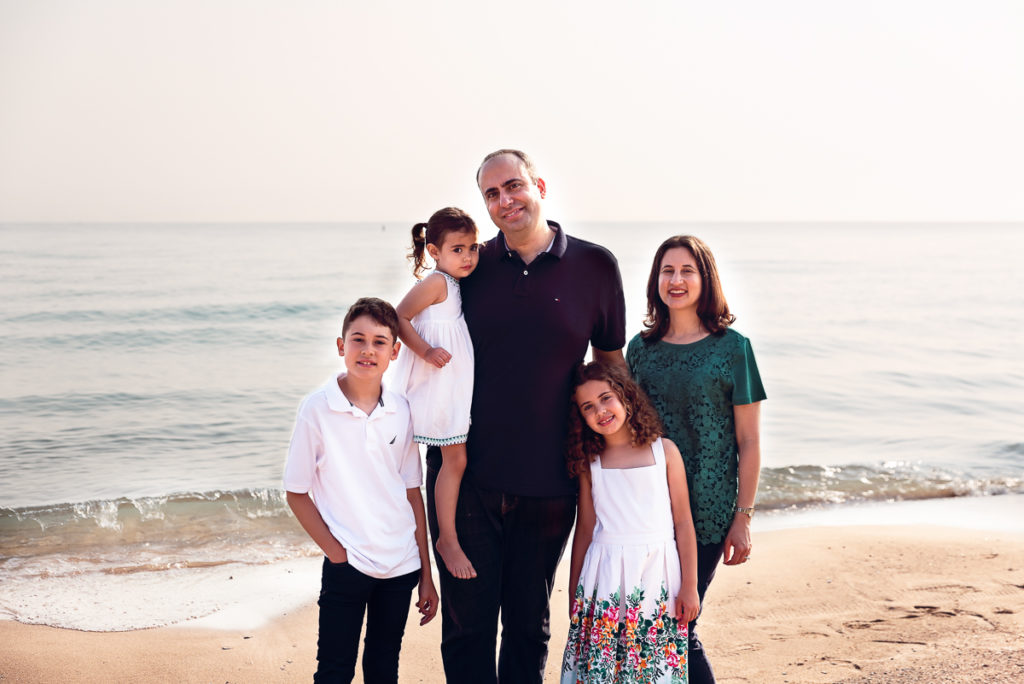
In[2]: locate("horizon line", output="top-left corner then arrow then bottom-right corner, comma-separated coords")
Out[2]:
3,219 -> 1022,227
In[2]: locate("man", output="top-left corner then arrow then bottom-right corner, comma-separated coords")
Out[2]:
425,149 -> 626,683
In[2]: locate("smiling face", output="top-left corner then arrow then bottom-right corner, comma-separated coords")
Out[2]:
427,229 -> 480,279
476,153 -> 546,238
336,314 -> 399,381
658,246 -> 703,314
574,379 -> 629,442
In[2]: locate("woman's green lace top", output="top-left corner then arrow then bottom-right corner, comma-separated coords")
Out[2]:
627,329 -> 766,545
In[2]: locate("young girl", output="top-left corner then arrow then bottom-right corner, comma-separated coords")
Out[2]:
561,362 -> 700,684
626,235 -> 766,684
391,207 -> 479,579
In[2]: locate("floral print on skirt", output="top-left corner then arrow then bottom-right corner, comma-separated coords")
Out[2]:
563,581 -> 687,683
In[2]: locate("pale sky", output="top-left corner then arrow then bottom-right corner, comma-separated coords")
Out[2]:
1,0 -> 1021,223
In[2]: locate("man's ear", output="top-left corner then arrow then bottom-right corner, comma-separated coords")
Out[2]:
536,177 -> 547,198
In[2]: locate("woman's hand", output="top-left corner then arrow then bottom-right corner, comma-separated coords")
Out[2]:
722,514 -> 752,565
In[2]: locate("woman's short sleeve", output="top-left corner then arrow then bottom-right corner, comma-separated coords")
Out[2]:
731,335 -> 766,405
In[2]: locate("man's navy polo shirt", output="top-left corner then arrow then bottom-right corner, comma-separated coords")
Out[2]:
458,221 -> 626,498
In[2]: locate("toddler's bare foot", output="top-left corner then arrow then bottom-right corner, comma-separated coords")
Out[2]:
436,536 -> 477,579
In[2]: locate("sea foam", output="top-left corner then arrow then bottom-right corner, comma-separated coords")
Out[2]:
0,556 -> 321,632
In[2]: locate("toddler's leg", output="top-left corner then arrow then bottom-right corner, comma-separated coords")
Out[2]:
435,442 -> 477,579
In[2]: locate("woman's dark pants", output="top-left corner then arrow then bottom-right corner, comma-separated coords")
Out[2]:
688,540 -> 726,684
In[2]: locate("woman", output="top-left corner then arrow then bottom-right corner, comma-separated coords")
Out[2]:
626,235 -> 766,684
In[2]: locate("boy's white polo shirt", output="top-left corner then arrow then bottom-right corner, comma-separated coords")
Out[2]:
284,374 -> 422,579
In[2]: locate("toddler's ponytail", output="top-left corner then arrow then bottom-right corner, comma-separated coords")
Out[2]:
409,222 -> 429,278
407,208 -> 478,280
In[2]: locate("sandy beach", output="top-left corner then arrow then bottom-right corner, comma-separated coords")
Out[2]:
3,524 -> 1022,683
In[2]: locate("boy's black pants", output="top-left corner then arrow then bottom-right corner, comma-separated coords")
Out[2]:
314,558 -> 418,684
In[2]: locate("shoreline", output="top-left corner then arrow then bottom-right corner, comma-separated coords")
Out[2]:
5,494 -> 1022,634
3,524 -> 1023,683
757,491 -> 1024,533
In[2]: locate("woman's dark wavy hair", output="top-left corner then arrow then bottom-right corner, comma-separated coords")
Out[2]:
409,207 -> 478,279
566,362 -> 663,478
640,235 -> 736,342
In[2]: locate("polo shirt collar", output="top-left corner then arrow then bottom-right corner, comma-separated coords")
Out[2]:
498,220 -> 567,261
325,374 -> 393,416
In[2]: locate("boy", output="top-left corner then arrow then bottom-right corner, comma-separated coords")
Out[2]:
284,297 -> 437,683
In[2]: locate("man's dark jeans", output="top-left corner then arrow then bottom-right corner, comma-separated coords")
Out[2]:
426,458 -> 576,684
314,558 -> 419,684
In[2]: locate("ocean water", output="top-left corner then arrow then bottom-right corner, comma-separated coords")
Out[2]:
1,221 -> 1022,631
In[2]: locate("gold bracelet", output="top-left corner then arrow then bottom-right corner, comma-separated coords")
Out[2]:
735,506 -> 755,519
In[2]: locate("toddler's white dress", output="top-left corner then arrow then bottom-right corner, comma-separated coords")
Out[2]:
389,271 -> 473,446
561,437 -> 688,683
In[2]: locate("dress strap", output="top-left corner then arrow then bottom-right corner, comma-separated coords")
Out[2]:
436,270 -> 461,306
650,437 -> 665,466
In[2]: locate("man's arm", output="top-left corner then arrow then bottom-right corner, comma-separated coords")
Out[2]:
591,347 -> 626,369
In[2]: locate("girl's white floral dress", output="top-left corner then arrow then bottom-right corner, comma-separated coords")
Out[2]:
561,437 -> 688,684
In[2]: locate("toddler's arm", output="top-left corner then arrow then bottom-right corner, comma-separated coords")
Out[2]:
396,274 -> 451,367
286,491 -> 347,564
664,439 -> 700,624
406,487 -> 438,625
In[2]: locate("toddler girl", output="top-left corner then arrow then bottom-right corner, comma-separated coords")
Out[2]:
391,207 -> 479,579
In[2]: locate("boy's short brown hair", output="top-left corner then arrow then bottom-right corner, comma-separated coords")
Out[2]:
341,297 -> 400,342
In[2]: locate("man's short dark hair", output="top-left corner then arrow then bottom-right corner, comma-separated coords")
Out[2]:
476,148 -> 539,185
341,297 -> 400,342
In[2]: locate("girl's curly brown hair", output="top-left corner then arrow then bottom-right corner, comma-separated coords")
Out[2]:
566,362 -> 664,478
